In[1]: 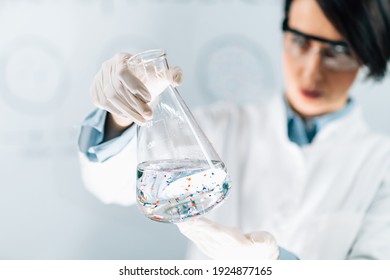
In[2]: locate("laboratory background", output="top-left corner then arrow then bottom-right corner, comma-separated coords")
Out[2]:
0,0 -> 389,260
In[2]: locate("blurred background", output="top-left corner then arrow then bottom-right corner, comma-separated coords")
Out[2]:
0,0 -> 389,259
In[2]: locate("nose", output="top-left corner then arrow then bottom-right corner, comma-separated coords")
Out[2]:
302,49 -> 323,84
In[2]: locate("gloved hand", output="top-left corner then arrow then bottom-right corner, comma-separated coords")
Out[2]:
177,217 -> 279,260
90,52 -> 183,126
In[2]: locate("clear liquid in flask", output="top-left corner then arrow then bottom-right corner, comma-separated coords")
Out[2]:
136,159 -> 231,223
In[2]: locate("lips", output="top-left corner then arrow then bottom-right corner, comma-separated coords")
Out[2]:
300,89 -> 323,99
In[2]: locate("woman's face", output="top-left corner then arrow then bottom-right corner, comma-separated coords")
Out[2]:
283,0 -> 360,118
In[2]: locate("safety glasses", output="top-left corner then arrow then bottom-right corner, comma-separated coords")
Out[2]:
282,19 -> 360,71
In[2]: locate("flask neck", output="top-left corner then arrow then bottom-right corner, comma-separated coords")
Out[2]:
127,49 -> 171,101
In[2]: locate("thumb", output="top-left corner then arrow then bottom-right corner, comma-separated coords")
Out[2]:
246,231 -> 276,245
245,231 -> 280,260
169,66 -> 184,87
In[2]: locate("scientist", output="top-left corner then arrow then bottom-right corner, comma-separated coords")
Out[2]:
78,0 -> 390,259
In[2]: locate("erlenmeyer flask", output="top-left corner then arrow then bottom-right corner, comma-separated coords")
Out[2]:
128,49 -> 231,223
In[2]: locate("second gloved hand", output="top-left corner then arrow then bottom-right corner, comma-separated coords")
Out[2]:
177,217 -> 279,260
90,52 -> 183,126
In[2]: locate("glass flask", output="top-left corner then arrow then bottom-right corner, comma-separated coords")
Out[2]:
128,49 -> 231,223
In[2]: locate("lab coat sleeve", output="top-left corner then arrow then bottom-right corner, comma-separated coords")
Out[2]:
78,138 -> 138,206
78,109 -> 138,206
347,169 -> 390,259
78,108 -> 136,162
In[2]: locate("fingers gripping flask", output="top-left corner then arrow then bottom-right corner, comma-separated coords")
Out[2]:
128,49 -> 231,223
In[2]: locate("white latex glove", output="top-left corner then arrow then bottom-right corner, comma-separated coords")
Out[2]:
90,52 -> 183,125
177,217 -> 279,260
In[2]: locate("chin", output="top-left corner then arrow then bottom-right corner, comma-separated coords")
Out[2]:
301,108 -> 325,118
292,100 -> 328,117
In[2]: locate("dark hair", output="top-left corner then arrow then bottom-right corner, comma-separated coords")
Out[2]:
284,0 -> 390,80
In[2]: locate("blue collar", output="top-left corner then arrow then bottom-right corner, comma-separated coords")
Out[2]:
284,96 -> 354,146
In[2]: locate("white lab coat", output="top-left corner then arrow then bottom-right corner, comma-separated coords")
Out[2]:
79,94 -> 390,259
